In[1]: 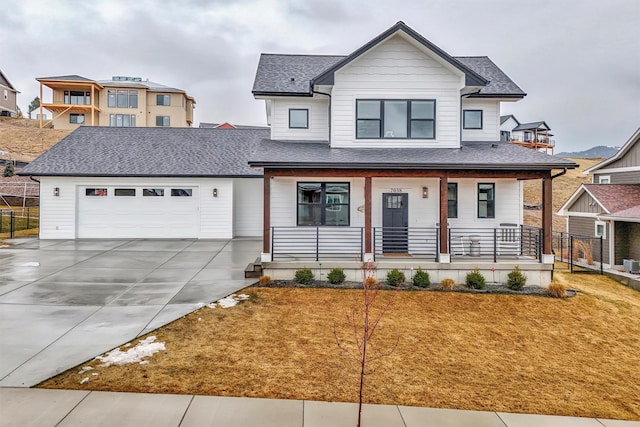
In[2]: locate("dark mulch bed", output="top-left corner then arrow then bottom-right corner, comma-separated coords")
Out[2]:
252,280 -> 577,297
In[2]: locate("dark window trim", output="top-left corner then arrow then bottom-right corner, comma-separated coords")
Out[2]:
463,109 -> 483,129
85,188 -> 107,197
156,94 -> 171,106
156,116 -> 170,127
69,113 -> 85,124
355,99 -> 436,140
447,182 -> 458,219
114,188 -> 136,197
288,108 -> 309,129
297,182 -> 350,226
477,183 -> 495,219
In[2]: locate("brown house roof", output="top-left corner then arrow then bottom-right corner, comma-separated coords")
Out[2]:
584,184 -> 640,214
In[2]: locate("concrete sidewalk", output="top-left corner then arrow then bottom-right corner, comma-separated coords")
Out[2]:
1,388 -> 638,427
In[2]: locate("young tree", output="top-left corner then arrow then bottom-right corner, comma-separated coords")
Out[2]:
27,97 -> 40,119
334,262 -> 399,427
3,160 -> 15,177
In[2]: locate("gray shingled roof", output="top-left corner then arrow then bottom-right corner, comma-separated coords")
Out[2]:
19,127 -> 268,177
249,139 -> 577,170
500,114 -> 518,125
454,57 -> 525,97
513,121 -> 550,131
253,54 -> 524,97
252,54 -> 345,95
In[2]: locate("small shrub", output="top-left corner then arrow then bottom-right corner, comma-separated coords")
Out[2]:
3,161 -> 15,177
465,267 -> 486,289
363,276 -> 378,287
412,268 -> 430,288
506,265 -> 527,290
546,282 -> 568,298
386,268 -> 405,286
327,268 -> 346,284
440,278 -> 456,291
258,275 -> 272,286
294,267 -> 314,286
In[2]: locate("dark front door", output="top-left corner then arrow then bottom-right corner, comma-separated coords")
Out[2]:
382,193 -> 408,253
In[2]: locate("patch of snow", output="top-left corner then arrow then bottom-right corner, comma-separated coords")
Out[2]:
80,377 -> 89,384
209,293 -> 251,309
91,373 -> 99,376
95,336 -> 165,367
78,366 -> 94,375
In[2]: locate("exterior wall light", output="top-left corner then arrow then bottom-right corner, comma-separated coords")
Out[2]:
54,187 -> 60,197
422,186 -> 428,198
213,188 -> 218,197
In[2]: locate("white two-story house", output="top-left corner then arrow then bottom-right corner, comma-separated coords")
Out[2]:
249,21 -> 577,285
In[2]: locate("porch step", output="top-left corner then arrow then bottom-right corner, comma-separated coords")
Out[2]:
244,257 -> 263,279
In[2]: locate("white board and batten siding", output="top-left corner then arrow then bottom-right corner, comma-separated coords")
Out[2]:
461,99 -> 501,141
330,34 -> 465,149
269,97 -> 329,141
38,177 -> 263,239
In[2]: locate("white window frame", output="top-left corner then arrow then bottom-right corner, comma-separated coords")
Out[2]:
595,221 -> 606,239
598,175 -> 610,184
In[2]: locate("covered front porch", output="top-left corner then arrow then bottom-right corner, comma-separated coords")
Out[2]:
259,169 -> 558,287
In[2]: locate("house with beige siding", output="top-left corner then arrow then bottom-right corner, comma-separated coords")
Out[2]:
249,21 -> 577,286
559,128 -> 640,270
0,69 -> 19,117
36,75 -> 195,129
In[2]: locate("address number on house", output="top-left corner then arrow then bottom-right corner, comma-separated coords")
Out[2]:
390,188 -> 403,193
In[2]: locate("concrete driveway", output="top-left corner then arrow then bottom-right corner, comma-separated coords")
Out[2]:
0,238 -> 261,387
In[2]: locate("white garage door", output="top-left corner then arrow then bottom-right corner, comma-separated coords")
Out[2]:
77,186 -> 199,238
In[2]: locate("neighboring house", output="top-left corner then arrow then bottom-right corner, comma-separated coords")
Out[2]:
199,122 -> 269,129
500,115 -> 554,154
248,22 -> 577,286
36,75 -> 195,129
559,128 -> 640,269
19,127 -> 266,239
0,69 -> 19,117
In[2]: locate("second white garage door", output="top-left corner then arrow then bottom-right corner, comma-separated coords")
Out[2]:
77,185 -> 200,238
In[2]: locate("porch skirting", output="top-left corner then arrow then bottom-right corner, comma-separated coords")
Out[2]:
261,260 -> 554,287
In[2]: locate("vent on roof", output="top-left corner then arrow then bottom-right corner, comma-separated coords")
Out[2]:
112,76 -> 143,82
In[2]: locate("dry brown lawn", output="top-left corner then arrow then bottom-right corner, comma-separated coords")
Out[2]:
523,157 -> 602,232
39,270 -> 640,421
0,117 -> 70,162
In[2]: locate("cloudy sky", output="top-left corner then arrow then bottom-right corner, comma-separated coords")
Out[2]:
3,0 -> 639,153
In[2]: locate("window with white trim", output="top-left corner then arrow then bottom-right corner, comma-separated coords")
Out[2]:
598,176 -> 610,184
595,221 -> 606,239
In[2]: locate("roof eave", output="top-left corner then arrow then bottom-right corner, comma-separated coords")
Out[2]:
467,93 -> 526,99
249,162 -> 577,171
252,91 -> 313,97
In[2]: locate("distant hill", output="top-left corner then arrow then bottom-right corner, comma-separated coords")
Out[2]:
555,145 -> 619,159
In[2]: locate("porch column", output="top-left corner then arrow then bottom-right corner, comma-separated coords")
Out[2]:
439,175 -> 450,263
262,170 -> 272,262
364,176 -> 373,261
542,174 -> 553,263
39,83 -> 43,128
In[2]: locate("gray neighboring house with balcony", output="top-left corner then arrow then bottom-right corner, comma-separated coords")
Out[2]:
0,69 -> 19,117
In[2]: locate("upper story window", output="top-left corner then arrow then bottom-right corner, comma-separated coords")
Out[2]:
108,90 -> 138,108
463,110 -> 483,129
598,176 -> 610,184
156,116 -> 170,127
110,114 -> 136,127
289,109 -> 308,129
157,94 -> 171,106
69,113 -> 85,124
595,221 -> 606,238
297,182 -> 350,226
447,183 -> 458,218
64,91 -> 90,105
356,99 -> 435,139
478,183 -> 495,218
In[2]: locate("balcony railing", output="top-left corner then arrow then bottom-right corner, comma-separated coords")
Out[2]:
270,225 -> 542,262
